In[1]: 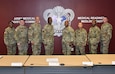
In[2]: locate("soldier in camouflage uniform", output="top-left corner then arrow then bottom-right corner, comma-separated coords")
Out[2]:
42,17 -> 54,55
62,20 -> 75,55
88,19 -> 100,54
75,22 -> 87,55
4,21 -> 16,55
100,17 -> 112,53
28,17 -> 42,55
15,19 -> 28,55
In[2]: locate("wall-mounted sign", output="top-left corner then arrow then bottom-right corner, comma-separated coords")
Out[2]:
12,17 -> 35,24
43,6 -> 75,37
78,16 -> 104,23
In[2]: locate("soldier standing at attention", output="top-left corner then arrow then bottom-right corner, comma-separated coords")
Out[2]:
88,19 -> 100,54
42,17 -> 54,55
4,21 -> 16,55
28,17 -> 42,55
62,20 -> 75,55
100,17 -> 112,53
15,19 -> 28,55
75,22 -> 87,55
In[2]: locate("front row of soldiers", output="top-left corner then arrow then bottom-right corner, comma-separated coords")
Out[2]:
4,16 -> 112,55
4,17 -> 54,55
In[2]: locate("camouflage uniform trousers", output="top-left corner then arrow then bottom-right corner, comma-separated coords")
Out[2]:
44,42 -> 54,55
76,46 -> 85,55
62,42 -> 71,55
7,43 -> 16,55
18,43 -> 28,55
100,40 -> 110,54
89,44 -> 98,54
32,44 -> 41,55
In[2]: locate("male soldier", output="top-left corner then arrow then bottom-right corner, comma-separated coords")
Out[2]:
4,21 -> 16,55
62,20 -> 75,55
88,19 -> 100,54
15,19 -> 28,55
75,22 -> 87,55
42,17 -> 54,55
100,17 -> 112,53
28,17 -> 42,55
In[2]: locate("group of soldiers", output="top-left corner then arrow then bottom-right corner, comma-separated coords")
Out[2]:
4,16 -> 112,55
4,17 -> 54,55
62,17 -> 112,55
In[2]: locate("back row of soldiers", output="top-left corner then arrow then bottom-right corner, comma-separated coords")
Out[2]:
4,16 -> 112,55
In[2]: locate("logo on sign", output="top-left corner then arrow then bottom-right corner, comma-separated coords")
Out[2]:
43,6 -> 75,37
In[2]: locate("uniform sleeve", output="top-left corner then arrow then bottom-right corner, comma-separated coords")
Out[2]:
14,27 -> 19,43
26,27 -> 29,43
39,25 -> 42,43
51,26 -> 54,42
107,24 -> 112,39
62,29 -> 65,43
51,26 -> 54,36
42,25 -> 46,44
70,27 -> 75,42
88,28 -> 91,43
28,25 -> 33,42
96,27 -> 101,43
74,30 -> 78,45
84,29 -> 87,45
4,29 -> 9,45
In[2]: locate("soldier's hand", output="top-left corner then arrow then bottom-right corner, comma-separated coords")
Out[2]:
31,41 -> 34,45
44,44 -> 47,46
28,41 -> 31,44
87,42 -> 89,45
17,43 -> 20,46
42,29 -> 45,32
69,42 -> 74,47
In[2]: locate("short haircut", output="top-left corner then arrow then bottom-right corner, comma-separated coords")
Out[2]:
20,19 -> 25,21
8,21 -> 14,24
